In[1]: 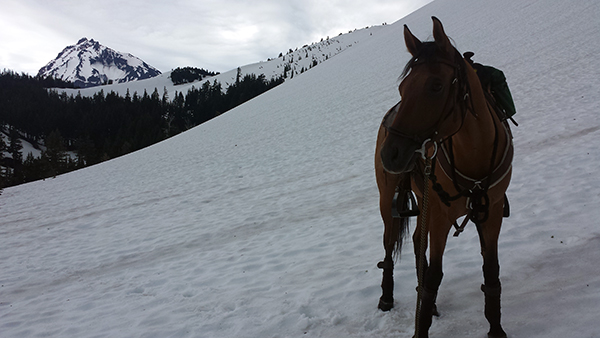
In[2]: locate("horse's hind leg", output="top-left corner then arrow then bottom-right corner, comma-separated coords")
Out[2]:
477,205 -> 507,338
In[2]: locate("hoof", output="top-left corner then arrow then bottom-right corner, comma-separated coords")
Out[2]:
488,328 -> 507,338
411,334 -> 429,338
415,286 -> 440,317
378,297 -> 394,311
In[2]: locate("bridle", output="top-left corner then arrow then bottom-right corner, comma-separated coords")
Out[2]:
383,51 -> 472,151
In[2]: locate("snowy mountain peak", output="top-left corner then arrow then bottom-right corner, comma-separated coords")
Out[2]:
38,37 -> 161,88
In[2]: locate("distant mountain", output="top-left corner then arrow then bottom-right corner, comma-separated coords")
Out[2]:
38,38 -> 161,88
57,27 -> 382,99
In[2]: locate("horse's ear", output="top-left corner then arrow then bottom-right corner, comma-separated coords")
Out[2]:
404,24 -> 422,56
432,16 -> 453,55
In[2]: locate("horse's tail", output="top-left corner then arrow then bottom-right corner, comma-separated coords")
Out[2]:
392,173 -> 413,261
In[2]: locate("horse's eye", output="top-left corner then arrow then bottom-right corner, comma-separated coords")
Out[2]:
431,83 -> 444,93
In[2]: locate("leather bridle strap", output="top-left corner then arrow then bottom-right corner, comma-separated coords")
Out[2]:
384,66 -> 466,145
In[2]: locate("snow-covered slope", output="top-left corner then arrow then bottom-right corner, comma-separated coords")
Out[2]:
2,0 -> 600,337
38,38 -> 161,88
57,26 -> 386,98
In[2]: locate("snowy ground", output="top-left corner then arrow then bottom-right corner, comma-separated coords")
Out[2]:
2,0 -> 600,337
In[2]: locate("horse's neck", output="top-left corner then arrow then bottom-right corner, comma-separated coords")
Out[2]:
451,73 -> 505,178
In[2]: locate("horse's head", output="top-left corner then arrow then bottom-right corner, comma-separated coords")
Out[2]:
380,17 -> 468,174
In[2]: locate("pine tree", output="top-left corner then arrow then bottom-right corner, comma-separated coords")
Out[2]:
22,152 -> 40,183
8,127 -> 23,184
0,129 -> 6,189
162,86 -> 169,106
44,129 -> 67,177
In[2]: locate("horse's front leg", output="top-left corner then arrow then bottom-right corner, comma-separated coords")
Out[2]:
413,207 -> 451,338
378,245 -> 395,311
376,172 -> 410,312
378,213 -> 404,311
477,204 -> 507,338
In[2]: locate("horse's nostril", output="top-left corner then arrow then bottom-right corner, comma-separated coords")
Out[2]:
390,147 -> 399,161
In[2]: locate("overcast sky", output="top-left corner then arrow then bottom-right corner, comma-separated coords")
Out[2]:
0,0 -> 431,76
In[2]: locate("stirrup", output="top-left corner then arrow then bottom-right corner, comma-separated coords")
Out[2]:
392,187 -> 420,218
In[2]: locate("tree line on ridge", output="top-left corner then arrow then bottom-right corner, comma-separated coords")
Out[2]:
0,69 -> 284,189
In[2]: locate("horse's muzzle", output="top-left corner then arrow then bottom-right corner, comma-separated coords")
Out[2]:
380,137 -> 420,174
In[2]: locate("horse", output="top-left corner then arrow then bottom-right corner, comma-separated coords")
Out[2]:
374,17 -> 513,338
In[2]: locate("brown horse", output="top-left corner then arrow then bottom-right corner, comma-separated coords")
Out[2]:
374,17 -> 513,338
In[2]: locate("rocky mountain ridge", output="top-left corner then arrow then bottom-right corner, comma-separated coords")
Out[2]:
38,37 -> 161,88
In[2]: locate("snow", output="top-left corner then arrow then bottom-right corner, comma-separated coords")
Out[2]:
57,25 -> 385,99
95,62 -> 128,82
124,53 -> 144,68
2,0 -> 600,337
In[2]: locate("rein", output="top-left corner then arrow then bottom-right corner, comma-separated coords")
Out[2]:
415,154 -> 433,338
